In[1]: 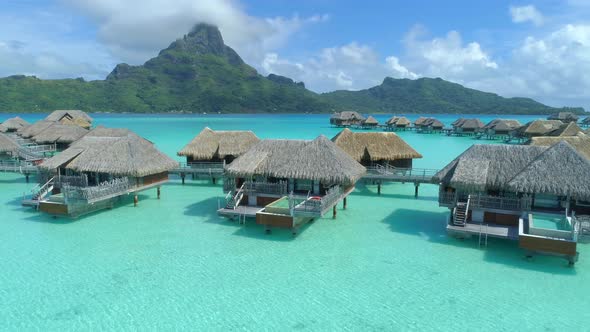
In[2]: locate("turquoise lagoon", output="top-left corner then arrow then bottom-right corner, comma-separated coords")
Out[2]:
0,113 -> 588,330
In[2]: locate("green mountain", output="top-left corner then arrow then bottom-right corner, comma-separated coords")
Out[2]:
0,24 -> 584,115
0,24 -> 328,113
322,77 -> 585,115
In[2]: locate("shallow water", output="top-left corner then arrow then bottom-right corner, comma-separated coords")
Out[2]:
1,113 -> 588,330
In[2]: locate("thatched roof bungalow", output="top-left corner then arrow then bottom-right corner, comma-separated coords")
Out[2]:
414,117 -> 427,126
31,123 -> 89,150
386,116 -> 411,128
416,117 -> 444,132
177,127 -> 259,164
454,118 -> 485,134
0,133 -> 19,159
451,118 -> 466,128
548,112 -> 579,123
516,120 -> 563,138
483,119 -> 522,136
548,122 -> 584,137
362,116 -> 379,128
529,132 -> 590,160
45,110 -> 93,129
18,120 -> 56,138
37,127 -> 177,217
1,117 -> 30,132
581,117 -> 590,127
330,111 -> 365,127
332,128 -> 422,168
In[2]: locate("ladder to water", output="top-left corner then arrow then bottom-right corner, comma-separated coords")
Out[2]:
453,196 -> 470,226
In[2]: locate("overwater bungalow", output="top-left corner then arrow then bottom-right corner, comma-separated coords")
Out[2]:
453,118 -> 485,135
435,142 -> 590,264
0,132 -> 19,160
529,132 -> 590,160
481,119 -> 522,138
548,111 -> 579,123
45,110 -> 93,129
220,135 -> 365,234
32,127 -> 178,217
332,128 -> 422,168
451,118 -> 466,128
581,117 -> 590,128
515,120 -> 563,140
548,122 -> 584,137
177,127 -> 259,181
361,116 -> 379,129
0,117 -> 30,133
18,120 -> 57,139
416,117 -> 444,133
31,123 -> 89,151
330,111 -> 365,127
385,116 -> 411,131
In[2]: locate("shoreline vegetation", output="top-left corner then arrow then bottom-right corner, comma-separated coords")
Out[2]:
0,24 -> 585,116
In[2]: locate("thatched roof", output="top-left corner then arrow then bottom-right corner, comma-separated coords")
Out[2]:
18,120 -> 55,138
452,118 -> 466,127
332,128 -> 422,162
484,119 -> 522,132
548,122 -> 583,137
434,144 -> 547,192
225,135 -> 366,184
45,110 -> 93,124
457,118 -> 485,130
421,117 -> 444,128
363,116 -> 379,125
386,116 -> 411,126
0,124 -> 6,133
31,123 -> 89,144
414,117 -> 427,126
581,117 -> 590,125
1,117 -> 30,131
40,126 -> 177,177
0,133 -> 19,153
177,127 -> 259,159
331,111 -> 365,121
59,116 -> 92,129
529,132 -> 590,160
519,120 -> 563,136
507,141 -> 590,200
548,112 -> 579,122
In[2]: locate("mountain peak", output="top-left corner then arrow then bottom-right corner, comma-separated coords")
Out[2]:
161,23 -> 243,65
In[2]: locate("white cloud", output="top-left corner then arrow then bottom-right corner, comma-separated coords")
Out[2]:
62,0 -> 328,66
510,5 -> 544,26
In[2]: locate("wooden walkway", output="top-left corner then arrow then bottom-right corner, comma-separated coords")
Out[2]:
217,205 -> 264,218
447,222 -> 519,240
363,166 -> 438,184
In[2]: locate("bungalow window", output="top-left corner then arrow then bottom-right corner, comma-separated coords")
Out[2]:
295,179 -> 313,192
533,193 -> 560,208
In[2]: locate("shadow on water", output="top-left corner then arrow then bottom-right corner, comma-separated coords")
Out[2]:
184,196 -> 308,242
383,208 -> 576,275
0,176 -> 30,184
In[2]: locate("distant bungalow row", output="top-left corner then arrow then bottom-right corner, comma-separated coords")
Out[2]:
1,110 -> 590,266
330,111 -> 590,142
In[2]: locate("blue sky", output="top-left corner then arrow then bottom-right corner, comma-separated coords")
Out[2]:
0,0 -> 589,110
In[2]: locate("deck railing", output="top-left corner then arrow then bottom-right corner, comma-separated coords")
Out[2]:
63,177 -> 130,203
244,181 -> 289,196
0,160 -> 37,172
177,161 -> 225,172
366,164 -> 439,182
55,174 -> 88,188
292,186 -> 342,215
440,191 -> 532,211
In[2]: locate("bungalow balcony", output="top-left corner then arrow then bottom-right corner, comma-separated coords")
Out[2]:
439,190 -> 532,211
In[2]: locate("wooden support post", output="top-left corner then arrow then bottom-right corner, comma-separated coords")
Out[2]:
157,186 -> 161,199
333,205 -> 337,219
343,197 -> 347,210
377,183 -> 381,195
191,173 -> 195,180
181,173 -> 185,185
25,174 -> 30,183
134,194 -> 138,207
212,177 -> 216,184
414,183 -> 419,198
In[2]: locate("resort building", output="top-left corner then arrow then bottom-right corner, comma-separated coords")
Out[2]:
547,122 -> 584,137
452,118 -> 485,135
32,127 -> 178,217
0,117 -> 30,133
331,128 -> 422,168
0,133 -> 19,160
176,127 -> 259,181
385,116 -> 411,131
435,142 -> 590,264
548,111 -> 579,123
330,111 -> 365,127
361,116 -> 379,129
529,132 -> 590,160
481,119 -> 522,137
581,117 -> 590,128
31,122 -> 89,151
220,135 -> 365,234
45,110 -> 93,129
415,117 -> 444,133
515,120 -> 564,139
18,120 -> 56,139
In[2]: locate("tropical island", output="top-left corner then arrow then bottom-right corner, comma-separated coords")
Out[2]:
0,24 -> 584,115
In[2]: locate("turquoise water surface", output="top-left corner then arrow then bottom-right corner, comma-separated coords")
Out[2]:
1,113 -> 588,330
532,213 -> 572,231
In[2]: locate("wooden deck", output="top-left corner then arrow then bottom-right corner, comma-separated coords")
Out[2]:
217,205 -> 264,218
447,222 -> 519,240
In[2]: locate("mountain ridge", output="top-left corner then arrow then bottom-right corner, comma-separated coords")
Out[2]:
0,24 -> 584,115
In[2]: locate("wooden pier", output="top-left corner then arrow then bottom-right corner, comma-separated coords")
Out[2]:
447,222 -> 519,240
